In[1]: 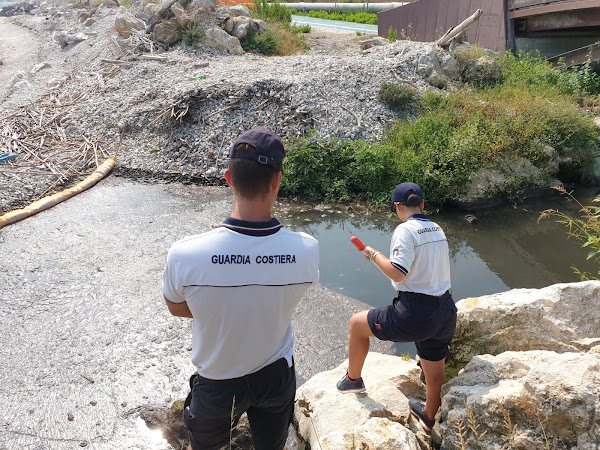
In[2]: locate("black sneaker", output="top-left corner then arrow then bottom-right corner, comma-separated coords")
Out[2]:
409,397 -> 435,432
336,371 -> 366,394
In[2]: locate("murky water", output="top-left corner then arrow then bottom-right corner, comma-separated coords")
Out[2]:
277,188 -> 600,355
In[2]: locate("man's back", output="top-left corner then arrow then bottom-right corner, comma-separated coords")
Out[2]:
163,218 -> 319,379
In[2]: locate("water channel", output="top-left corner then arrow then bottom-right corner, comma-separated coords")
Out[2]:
277,187 -> 600,356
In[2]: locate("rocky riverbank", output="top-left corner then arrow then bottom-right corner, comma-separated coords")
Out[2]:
296,281 -> 600,450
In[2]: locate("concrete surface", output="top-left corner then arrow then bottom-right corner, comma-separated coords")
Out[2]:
0,176 -> 394,449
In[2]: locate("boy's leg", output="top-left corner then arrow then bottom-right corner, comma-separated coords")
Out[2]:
419,357 -> 446,421
347,310 -> 374,379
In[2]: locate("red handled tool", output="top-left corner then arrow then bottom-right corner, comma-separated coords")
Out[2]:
350,236 -> 366,251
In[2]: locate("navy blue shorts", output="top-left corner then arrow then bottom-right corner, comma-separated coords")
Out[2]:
367,291 -> 457,361
183,358 -> 295,450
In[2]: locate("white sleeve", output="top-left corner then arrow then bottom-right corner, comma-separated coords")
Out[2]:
390,227 -> 415,275
162,248 -> 186,303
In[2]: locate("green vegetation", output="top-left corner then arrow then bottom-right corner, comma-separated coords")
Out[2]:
539,187 -> 600,280
281,52 -> 600,208
246,0 -> 309,55
378,82 -> 418,114
182,26 -> 203,47
387,25 -> 398,43
293,9 -> 377,25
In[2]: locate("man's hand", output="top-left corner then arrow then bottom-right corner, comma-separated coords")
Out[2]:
164,296 -> 193,318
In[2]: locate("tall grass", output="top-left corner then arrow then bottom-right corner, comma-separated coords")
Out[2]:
281,52 -> 599,208
246,0 -> 308,55
293,9 -> 377,25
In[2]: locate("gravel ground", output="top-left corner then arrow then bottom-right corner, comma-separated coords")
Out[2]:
0,1 -> 439,215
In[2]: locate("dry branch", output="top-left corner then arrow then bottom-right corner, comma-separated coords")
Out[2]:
437,9 -> 483,47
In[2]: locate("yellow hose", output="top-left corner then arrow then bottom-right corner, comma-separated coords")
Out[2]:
0,157 -> 116,229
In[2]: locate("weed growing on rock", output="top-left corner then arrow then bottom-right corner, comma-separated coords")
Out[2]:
539,187 -> 600,280
182,26 -> 203,48
451,407 -> 470,450
387,26 -> 398,43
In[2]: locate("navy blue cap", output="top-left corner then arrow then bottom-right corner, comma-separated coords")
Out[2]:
229,127 -> 285,169
392,182 -> 423,205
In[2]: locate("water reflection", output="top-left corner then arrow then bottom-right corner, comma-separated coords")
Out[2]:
276,189 -> 599,351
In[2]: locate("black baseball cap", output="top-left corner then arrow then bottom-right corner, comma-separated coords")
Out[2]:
392,182 -> 423,205
229,127 -> 285,169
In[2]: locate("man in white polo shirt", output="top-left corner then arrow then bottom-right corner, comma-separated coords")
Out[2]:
336,182 -> 456,433
163,127 -> 319,450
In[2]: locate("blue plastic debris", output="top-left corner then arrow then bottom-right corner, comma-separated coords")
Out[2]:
0,153 -> 18,164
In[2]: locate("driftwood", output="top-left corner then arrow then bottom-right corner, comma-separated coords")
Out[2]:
0,158 -> 115,229
145,0 -> 179,34
390,70 -> 417,87
436,9 -> 483,47
135,54 -> 168,61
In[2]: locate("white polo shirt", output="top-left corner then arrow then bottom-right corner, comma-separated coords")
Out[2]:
389,214 -> 451,296
163,217 -> 319,380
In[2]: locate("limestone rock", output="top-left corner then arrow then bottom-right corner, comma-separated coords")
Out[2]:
114,13 -> 145,38
228,4 -> 250,17
461,55 -> 501,84
416,48 -> 458,89
359,37 -> 387,51
153,18 -> 182,45
170,2 -> 189,28
55,31 -> 89,48
294,352 -> 425,450
143,2 -> 160,16
254,18 -> 267,33
321,418 -> 420,449
203,27 -> 243,55
451,281 -> 600,369
440,351 -> 600,450
190,0 -> 215,10
439,52 -> 460,81
231,16 -> 257,40
188,5 -> 212,28
222,17 -> 234,33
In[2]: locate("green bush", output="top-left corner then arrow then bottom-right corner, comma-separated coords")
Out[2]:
295,9 -> 377,25
279,47 -> 599,209
387,26 -> 398,43
245,0 -> 309,55
182,26 -> 203,47
250,0 -> 292,23
242,27 -> 278,55
378,82 -> 418,113
498,51 -> 600,97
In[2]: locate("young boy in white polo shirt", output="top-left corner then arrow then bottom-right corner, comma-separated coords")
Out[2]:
336,182 -> 456,433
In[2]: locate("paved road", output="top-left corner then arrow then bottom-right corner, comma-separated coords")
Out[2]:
0,176 -> 394,449
291,14 -> 379,34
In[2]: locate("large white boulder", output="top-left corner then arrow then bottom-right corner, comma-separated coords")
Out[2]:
440,350 -> 600,450
294,352 -> 425,450
451,281 -> 600,368
203,27 -> 243,55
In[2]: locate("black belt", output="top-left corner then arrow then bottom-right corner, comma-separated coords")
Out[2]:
397,289 -> 451,301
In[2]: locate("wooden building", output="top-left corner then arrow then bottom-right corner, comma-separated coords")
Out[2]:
377,0 -> 600,60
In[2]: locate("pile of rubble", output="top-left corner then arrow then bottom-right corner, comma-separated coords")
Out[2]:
112,0 -> 268,54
